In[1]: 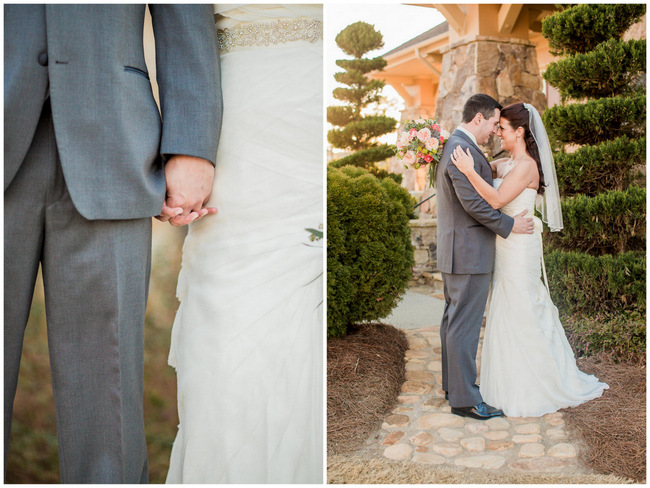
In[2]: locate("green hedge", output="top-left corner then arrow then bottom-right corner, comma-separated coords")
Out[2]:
542,4 -> 646,56
327,166 -> 414,338
544,250 -> 645,316
562,311 -> 646,362
554,135 -> 645,196
544,187 -> 646,254
542,39 -> 645,100
543,94 -> 646,146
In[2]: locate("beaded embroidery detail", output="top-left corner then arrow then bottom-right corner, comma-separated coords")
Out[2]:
217,18 -> 323,54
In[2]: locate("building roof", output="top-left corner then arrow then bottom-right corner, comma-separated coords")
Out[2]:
383,22 -> 449,57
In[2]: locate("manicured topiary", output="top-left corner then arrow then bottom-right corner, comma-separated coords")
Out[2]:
543,93 -> 645,147
327,166 -> 414,338
543,186 -> 646,255
554,135 -> 645,196
541,4 -> 646,359
328,22 -> 398,177
543,39 -> 645,100
542,3 -> 645,55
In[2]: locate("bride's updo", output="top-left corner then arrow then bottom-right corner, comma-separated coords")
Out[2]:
500,103 -> 546,195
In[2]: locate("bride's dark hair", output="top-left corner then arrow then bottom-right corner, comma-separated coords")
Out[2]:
500,103 -> 546,195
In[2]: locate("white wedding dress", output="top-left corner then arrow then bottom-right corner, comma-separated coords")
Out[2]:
479,179 -> 608,418
166,5 -> 323,483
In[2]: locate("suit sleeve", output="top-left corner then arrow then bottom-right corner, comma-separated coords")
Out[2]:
149,4 -> 222,166
445,146 -> 514,238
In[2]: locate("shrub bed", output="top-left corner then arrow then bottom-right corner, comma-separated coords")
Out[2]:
562,311 -> 646,362
544,250 -> 645,316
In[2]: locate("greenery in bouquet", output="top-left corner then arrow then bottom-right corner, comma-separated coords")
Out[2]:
394,118 -> 449,186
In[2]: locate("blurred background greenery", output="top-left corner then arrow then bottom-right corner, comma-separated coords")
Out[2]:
5,220 -> 185,483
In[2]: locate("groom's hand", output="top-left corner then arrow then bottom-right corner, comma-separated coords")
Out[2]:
511,209 -> 534,234
156,155 -> 217,227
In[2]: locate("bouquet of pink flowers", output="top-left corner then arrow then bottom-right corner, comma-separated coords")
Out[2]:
395,117 -> 450,186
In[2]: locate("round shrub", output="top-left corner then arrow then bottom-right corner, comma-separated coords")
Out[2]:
327,166 -> 414,338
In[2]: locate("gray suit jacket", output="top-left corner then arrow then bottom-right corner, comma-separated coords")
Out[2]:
4,4 -> 222,220
435,129 -> 514,274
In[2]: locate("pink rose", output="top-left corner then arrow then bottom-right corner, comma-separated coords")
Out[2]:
409,128 -> 417,135
425,138 -> 439,151
417,128 -> 432,142
403,150 -> 416,165
424,154 -> 433,163
432,124 -> 440,131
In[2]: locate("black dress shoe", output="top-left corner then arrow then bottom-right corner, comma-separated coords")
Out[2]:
445,391 -> 449,400
451,402 -> 504,420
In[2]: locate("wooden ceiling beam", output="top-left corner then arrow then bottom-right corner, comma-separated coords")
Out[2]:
498,4 -> 523,34
434,4 -> 466,34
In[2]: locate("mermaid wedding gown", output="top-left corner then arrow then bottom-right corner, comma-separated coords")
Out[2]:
479,179 -> 608,418
165,5 -> 323,483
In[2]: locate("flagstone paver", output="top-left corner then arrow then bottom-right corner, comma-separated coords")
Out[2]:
362,325 -> 591,475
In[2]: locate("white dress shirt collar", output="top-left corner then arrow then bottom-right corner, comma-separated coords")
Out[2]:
456,126 -> 478,148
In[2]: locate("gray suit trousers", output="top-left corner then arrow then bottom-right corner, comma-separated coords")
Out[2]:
4,101 -> 151,483
440,272 -> 491,408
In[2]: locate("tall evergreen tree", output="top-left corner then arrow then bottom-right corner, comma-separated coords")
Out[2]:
328,21 -> 397,179
540,4 -> 646,358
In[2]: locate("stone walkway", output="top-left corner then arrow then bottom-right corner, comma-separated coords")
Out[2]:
364,325 -> 588,475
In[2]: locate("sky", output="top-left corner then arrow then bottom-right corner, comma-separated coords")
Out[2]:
324,4 -> 446,113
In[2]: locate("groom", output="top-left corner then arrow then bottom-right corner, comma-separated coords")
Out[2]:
435,94 -> 533,420
4,5 -> 221,483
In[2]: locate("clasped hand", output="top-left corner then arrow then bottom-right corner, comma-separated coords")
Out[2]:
156,155 -> 217,227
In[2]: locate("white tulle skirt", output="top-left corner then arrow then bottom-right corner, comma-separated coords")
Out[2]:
479,187 -> 608,418
165,35 -> 323,483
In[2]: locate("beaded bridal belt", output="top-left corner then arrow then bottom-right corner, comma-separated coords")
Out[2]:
217,18 -> 323,54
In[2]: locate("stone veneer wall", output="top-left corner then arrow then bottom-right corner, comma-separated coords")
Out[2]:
436,36 -> 547,157
409,219 -> 442,290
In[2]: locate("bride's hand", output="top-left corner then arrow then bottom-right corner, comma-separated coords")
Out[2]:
450,146 -> 475,175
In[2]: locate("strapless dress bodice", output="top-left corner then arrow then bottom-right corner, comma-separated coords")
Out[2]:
494,178 -> 537,218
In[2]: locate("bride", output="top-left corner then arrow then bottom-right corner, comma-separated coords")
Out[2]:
165,5 -> 323,483
450,102 -> 608,418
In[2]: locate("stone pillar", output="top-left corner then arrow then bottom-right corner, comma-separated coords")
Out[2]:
435,36 -> 547,156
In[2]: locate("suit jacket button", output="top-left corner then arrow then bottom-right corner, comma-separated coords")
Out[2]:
38,52 -> 48,66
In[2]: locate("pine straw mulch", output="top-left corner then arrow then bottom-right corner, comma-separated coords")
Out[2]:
327,322 -> 409,455
561,354 -> 646,483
